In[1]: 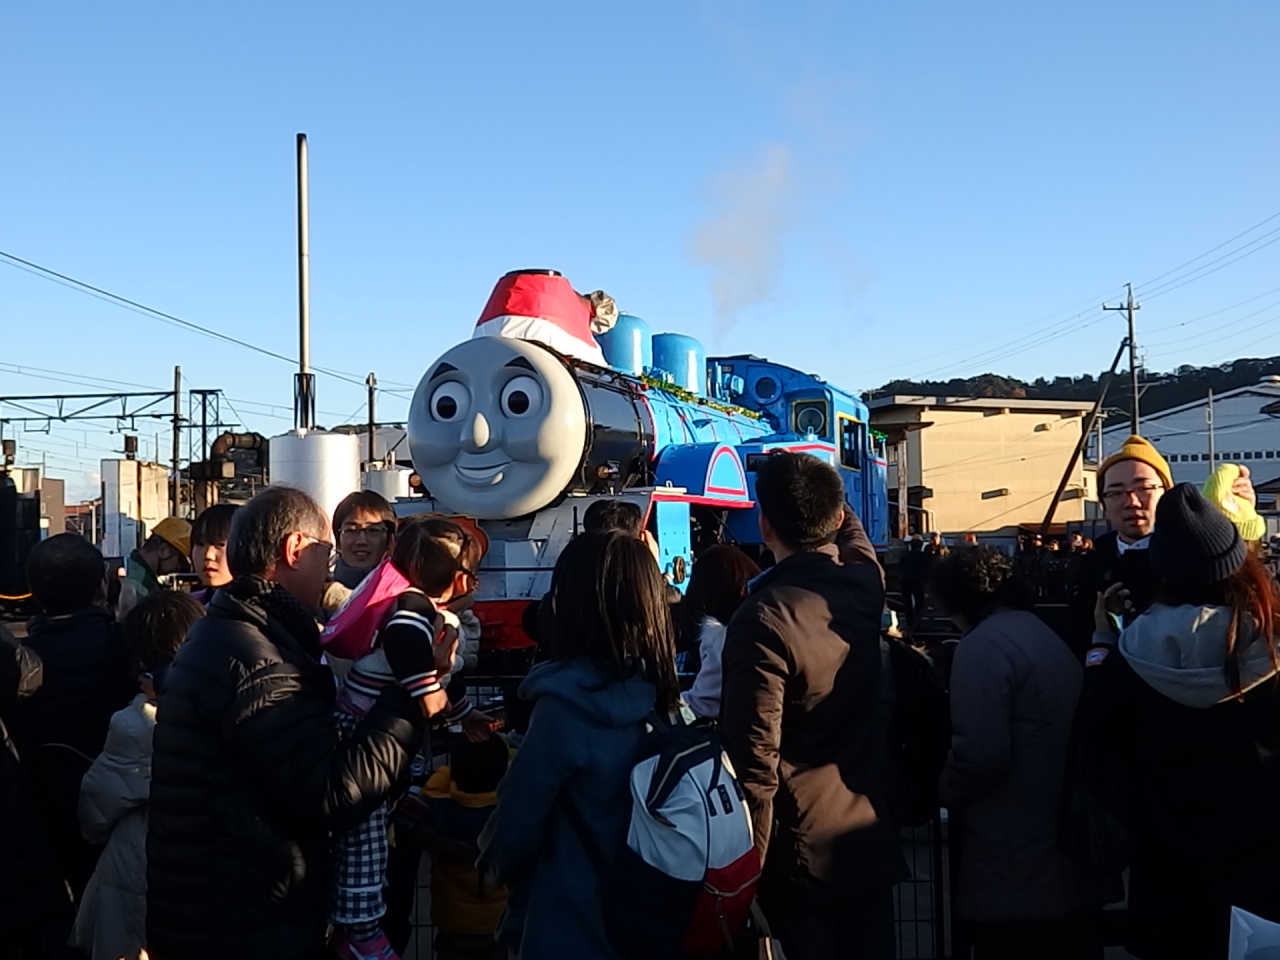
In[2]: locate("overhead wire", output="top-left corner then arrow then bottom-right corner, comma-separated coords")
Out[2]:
916,207 -> 1280,382
0,250 -> 416,390
1134,208 -> 1280,295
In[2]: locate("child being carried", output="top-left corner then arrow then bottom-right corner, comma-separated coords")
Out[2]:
323,516 -> 483,960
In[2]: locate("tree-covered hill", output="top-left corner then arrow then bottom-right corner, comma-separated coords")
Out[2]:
867,355 -> 1280,415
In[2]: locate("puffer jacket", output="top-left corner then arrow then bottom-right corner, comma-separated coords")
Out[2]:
0,626 -> 68,954
939,608 -> 1105,923
478,657 -> 656,959
146,580 -> 425,960
1080,603 -> 1280,959
72,693 -> 155,960
7,606 -> 135,897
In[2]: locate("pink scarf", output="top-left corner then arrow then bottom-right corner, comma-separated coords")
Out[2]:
319,558 -> 412,661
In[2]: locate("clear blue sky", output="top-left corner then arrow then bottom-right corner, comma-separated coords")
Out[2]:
4,1 -> 1279,499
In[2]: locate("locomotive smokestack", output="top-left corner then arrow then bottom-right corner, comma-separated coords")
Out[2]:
294,132 -> 315,430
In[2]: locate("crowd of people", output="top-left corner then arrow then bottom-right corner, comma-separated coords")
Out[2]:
1,440 -> 1278,960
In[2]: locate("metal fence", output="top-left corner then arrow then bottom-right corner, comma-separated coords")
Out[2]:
399,790 -> 958,960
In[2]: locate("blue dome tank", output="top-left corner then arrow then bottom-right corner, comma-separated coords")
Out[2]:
652,333 -> 707,396
597,313 -> 653,376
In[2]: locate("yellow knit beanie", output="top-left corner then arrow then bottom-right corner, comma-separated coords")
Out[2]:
1202,463 -> 1267,542
1098,435 -> 1173,491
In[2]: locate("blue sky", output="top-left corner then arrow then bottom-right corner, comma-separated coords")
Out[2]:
3,1 -> 1279,499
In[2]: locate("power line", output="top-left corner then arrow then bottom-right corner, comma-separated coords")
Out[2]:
1144,298 -> 1280,353
1134,208 -> 1280,294
1140,284 -> 1280,336
1138,228 -> 1280,301
913,208 -> 1280,382
0,250 -> 415,390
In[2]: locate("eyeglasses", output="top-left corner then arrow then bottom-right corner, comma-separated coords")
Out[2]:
299,535 -> 334,558
339,522 -> 392,540
1101,484 -> 1163,504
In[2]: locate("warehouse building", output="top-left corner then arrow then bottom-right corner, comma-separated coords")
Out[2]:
1100,375 -> 1280,509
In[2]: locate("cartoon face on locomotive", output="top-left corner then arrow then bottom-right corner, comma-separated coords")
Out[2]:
406,327 -> 889,555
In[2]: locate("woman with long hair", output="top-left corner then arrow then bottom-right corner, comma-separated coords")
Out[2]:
931,546 -> 1106,960
477,531 -> 680,960
1082,483 -> 1280,959
682,544 -> 759,719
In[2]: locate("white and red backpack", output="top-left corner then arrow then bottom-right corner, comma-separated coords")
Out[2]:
597,713 -> 762,957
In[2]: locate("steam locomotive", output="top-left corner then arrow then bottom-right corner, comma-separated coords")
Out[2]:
400,270 -> 888,653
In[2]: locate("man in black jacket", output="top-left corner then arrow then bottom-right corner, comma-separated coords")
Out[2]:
147,486 -> 429,960
721,453 -> 908,960
8,533 -> 136,905
0,623 -> 70,958
1064,435 -> 1173,659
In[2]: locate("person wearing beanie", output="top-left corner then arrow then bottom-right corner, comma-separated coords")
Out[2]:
1202,462 -> 1267,543
1063,435 -> 1174,660
124,517 -> 192,600
1073,484 -> 1280,960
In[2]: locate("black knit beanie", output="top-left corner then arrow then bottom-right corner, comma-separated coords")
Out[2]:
1149,483 -> 1247,586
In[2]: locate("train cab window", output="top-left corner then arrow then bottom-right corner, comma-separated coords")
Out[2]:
839,417 -> 864,470
792,400 -> 829,438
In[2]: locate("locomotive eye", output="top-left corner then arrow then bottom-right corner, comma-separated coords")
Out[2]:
429,382 -> 470,422
500,376 -> 543,418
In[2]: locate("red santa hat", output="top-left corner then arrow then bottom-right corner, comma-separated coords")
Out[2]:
472,270 -> 616,365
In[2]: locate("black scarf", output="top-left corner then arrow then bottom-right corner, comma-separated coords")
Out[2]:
224,575 -> 322,659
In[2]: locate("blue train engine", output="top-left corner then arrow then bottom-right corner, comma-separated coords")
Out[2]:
403,269 -> 888,659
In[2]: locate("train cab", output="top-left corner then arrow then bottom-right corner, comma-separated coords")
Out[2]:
709,355 -> 888,548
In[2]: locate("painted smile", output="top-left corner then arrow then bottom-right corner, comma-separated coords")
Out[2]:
455,460 -> 510,484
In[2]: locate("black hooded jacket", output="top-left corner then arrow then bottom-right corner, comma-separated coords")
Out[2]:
0,625 -> 69,951
6,605 -> 134,896
146,579 -> 425,960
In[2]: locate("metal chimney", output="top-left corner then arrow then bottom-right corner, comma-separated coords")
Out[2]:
294,133 -> 316,430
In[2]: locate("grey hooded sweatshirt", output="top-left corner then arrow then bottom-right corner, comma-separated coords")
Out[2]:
1082,602 -> 1280,959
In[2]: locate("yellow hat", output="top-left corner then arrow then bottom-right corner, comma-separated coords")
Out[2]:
1098,435 -> 1173,492
152,517 -> 192,558
1202,463 -> 1267,542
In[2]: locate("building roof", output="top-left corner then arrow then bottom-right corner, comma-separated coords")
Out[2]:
1101,379 -> 1280,435
868,394 -> 1093,414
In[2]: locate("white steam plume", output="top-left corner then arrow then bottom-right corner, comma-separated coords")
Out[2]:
691,144 -> 795,340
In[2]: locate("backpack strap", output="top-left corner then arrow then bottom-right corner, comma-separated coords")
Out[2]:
644,730 -> 721,816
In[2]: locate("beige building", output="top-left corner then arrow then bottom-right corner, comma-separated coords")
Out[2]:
869,395 -> 1096,539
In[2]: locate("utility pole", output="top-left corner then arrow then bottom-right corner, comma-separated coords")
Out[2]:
366,372 -> 377,465
1041,338 -> 1129,535
295,133 -> 315,431
1206,389 -> 1216,471
171,365 -> 182,517
1103,284 -> 1142,434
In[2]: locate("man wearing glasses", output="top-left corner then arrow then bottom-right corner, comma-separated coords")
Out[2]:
323,491 -> 397,618
146,486 -> 438,960
1065,435 -> 1173,659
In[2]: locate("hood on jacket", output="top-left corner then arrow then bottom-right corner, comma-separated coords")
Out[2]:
1120,603 -> 1280,708
101,693 -> 156,763
518,656 -> 655,729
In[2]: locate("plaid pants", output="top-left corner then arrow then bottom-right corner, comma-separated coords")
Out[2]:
329,709 -> 389,927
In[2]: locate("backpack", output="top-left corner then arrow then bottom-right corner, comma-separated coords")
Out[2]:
884,637 -> 952,827
596,713 -> 761,959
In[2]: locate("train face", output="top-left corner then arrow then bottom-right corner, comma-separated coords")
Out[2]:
409,337 -> 589,520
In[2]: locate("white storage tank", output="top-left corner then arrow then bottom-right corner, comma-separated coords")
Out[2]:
361,466 -> 412,502
268,430 -> 361,526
